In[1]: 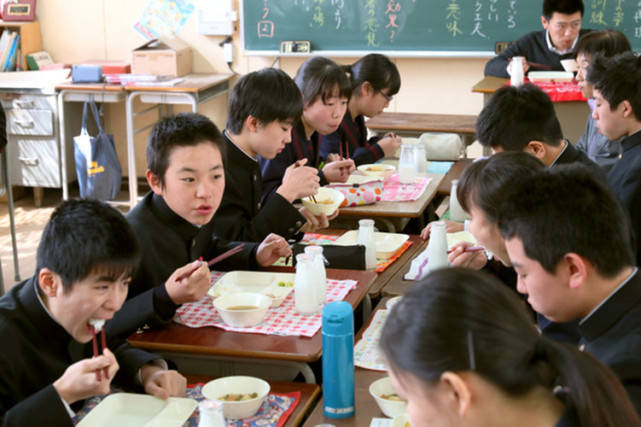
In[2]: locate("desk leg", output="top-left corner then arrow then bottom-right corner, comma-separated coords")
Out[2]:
126,93 -> 140,209
377,218 -> 396,233
57,91 -> 69,200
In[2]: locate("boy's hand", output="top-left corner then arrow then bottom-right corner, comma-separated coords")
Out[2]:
378,133 -> 402,157
277,158 -> 320,203
256,233 -> 291,267
165,260 -> 211,305
141,365 -> 187,400
420,219 -> 464,240
322,159 -> 355,182
448,242 -> 487,270
298,207 -> 331,233
54,348 -> 119,405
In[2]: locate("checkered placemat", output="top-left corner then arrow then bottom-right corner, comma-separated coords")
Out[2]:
382,174 -> 431,202
174,279 -> 358,337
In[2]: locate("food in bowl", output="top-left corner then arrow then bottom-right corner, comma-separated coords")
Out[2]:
381,393 -> 403,401
369,376 -> 407,418
218,393 -> 259,401
301,187 -> 344,216
358,163 -> 395,180
213,292 -> 272,327
202,376 -> 271,419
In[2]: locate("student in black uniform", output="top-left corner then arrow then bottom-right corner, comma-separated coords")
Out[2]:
215,68 -> 331,242
484,0 -> 589,78
0,200 -> 186,426
500,165 -> 641,414
587,52 -> 641,266
320,54 -> 402,166
108,113 -> 291,338
259,56 -> 356,204
381,268 -> 641,427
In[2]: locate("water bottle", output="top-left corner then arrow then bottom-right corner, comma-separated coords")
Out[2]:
398,144 -> 417,184
295,253 -> 319,315
426,221 -> 449,271
357,219 -> 377,270
322,301 -> 355,418
510,56 -> 525,87
449,179 -> 467,222
305,245 -> 327,307
198,400 -> 225,427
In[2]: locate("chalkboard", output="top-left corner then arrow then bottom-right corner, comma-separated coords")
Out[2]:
241,0 -> 641,55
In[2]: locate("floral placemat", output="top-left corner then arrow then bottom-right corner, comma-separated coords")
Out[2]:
381,174 -> 431,202
175,279 -> 358,337
354,309 -> 388,371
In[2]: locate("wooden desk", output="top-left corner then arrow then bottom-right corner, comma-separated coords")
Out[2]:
128,268 -> 377,384
304,299 -> 390,426
55,82 -> 128,203
186,374 -> 320,427
472,76 -> 589,146
436,158 -> 473,196
336,172 -> 444,233
124,73 -> 234,208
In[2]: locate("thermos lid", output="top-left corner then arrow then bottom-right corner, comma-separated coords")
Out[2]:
322,301 -> 354,335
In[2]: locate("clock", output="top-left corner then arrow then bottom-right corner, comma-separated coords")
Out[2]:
2,0 -> 36,22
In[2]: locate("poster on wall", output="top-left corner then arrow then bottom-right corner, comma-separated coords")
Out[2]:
134,0 -> 195,40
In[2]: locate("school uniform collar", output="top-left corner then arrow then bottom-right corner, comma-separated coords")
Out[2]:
222,130 -> 258,163
620,129 -> 641,155
579,267 -> 641,341
20,276 -> 73,342
149,192 -> 206,241
545,30 -> 578,55
549,139 -> 569,167
291,119 -> 321,165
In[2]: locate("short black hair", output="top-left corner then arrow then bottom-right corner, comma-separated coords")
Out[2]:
294,56 -> 351,107
147,112 -> 225,186
344,54 -> 401,96
458,152 -> 545,223
498,165 -> 634,277
543,0 -> 584,20
226,68 -> 303,134
36,199 -> 141,291
587,52 -> 641,121
476,84 -> 563,150
575,29 -> 631,59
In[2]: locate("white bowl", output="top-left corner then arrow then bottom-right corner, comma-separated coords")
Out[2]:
392,412 -> 412,427
202,376 -> 271,419
301,187 -> 345,216
213,292 -> 272,327
358,163 -> 396,180
560,58 -> 578,73
369,377 -> 407,418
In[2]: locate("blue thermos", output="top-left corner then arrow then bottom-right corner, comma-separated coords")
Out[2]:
322,301 -> 355,418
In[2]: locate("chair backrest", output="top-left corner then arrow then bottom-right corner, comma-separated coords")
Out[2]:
495,41 -> 512,54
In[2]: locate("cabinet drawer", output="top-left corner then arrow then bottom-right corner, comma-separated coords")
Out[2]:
6,109 -> 53,136
0,94 -> 54,111
7,137 -> 61,187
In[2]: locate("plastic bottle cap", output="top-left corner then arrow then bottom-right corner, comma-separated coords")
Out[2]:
296,253 -> 312,262
305,245 -> 324,255
322,301 -> 354,335
358,219 -> 374,227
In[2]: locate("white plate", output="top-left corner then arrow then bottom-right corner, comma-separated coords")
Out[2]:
334,230 -> 409,259
76,393 -> 197,427
446,231 -> 477,249
208,271 -> 295,307
346,174 -> 383,184
527,71 -> 574,82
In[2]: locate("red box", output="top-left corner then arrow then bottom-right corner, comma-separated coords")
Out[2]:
84,60 -> 131,74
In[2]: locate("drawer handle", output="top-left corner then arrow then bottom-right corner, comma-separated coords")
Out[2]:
18,156 -> 39,166
14,119 -> 35,128
13,100 -> 35,108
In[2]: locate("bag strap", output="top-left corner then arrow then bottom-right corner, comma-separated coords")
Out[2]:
80,100 -> 90,134
87,97 -> 105,134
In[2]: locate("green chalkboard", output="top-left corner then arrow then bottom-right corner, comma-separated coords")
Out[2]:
241,0 -> 641,53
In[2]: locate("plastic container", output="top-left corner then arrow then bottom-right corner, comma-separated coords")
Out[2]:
295,253 -> 319,314
398,144 -> 417,184
414,144 -> 428,174
510,56 -> 525,87
449,179 -> 467,222
198,400 -> 225,427
426,221 -> 449,271
357,219 -> 377,270
305,245 -> 327,307
322,301 -> 355,418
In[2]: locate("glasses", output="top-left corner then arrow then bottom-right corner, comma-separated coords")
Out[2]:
379,90 -> 394,103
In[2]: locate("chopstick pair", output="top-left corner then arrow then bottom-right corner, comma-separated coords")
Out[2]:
447,245 -> 484,254
90,320 -> 109,381
177,243 -> 246,282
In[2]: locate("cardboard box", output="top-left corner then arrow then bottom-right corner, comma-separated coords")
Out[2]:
131,38 -> 192,77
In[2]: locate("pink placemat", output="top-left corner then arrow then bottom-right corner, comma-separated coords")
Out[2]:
382,174 -> 432,202
174,279 -> 358,337
508,78 -> 587,102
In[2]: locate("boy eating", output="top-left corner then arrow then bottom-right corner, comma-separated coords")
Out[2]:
108,113 -> 291,338
0,200 -> 186,426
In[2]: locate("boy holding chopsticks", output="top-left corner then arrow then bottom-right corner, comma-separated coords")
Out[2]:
0,200 -> 186,426
107,113 -> 291,338
215,68 -> 332,242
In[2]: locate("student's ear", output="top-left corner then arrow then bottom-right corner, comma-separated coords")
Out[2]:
440,371 -> 472,417
360,81 -> 374,97
541,15 -> 550,30
524,141 -> 546,161
146,170 -> 163,195
38,268 -> 61,298
562,253 -> 588,290
621,100 -> 635,119
245,115 -> 260,133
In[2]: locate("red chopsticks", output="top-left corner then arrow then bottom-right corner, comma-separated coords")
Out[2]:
177,243 -> 246,282
91,326 -> 109,381
447,245 -> 484,254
